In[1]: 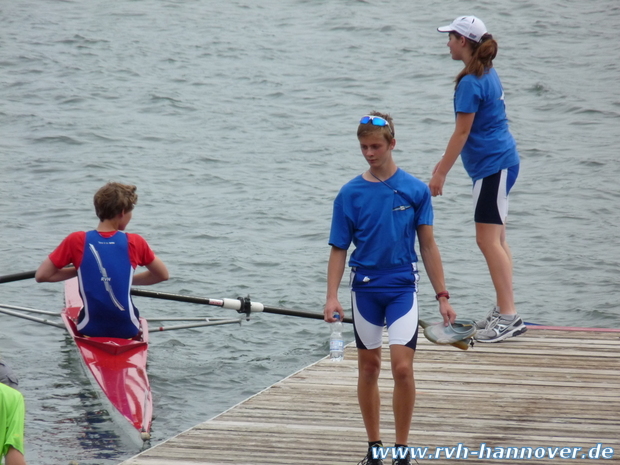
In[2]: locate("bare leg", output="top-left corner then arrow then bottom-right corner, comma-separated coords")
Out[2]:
475,222 -> 515,315
500,223 -> 513,272
390,344 -> 416,445
357,347 -> 382,442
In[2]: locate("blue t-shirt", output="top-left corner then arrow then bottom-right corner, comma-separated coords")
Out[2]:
329,168 -> 434,269
455,67 -> 520,181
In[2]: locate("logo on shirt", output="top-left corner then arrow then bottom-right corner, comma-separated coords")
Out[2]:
89,244 -> 126,311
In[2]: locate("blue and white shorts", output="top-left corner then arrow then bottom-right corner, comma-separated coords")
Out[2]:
350,264 -> 420,350
472,164 -> 519,225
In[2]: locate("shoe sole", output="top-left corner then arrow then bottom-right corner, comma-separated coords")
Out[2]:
475,325 -> 528,343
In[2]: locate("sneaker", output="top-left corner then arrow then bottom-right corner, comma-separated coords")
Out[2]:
475,306 -> 500,330
392,446 -> 410,465
393,458 -> 411,465
358,452 -> 383,465
475,314 -> 527,343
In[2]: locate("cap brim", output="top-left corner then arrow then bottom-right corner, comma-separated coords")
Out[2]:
437,25 -> 453,33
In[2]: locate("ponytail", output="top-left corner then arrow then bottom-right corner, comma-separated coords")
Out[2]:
455,33 -> 498,87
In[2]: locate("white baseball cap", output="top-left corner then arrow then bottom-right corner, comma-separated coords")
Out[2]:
437,16 -> 487,43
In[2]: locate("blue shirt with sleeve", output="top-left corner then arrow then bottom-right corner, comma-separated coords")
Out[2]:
329,168 -> 433,270
455,67 -> 519,181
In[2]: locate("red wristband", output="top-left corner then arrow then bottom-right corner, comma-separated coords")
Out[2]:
435,291 -> 450,301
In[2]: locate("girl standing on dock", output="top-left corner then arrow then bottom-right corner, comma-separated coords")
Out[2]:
429,16 -> 527,343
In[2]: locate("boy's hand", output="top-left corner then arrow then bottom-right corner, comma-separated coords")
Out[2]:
324,297 -> 344,323
439,300 -> 456,326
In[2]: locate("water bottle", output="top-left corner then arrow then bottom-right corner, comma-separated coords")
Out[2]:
329,314 -> 344,361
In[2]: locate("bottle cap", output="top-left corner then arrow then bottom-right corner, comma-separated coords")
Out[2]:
334,314 -> 340,321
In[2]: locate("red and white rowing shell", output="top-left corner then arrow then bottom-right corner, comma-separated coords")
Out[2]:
61,277 -> 152,447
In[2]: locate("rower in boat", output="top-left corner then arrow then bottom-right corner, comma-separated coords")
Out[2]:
35,182 -> 169,338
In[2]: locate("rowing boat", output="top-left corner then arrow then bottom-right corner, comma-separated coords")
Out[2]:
0,270 -> 321,448
61,277 -> 152,447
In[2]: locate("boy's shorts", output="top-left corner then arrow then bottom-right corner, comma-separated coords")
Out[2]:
472,164 -> 519,225
350,264 -> 420,350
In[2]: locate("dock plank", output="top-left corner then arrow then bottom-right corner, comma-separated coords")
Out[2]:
120,328 -> 620,464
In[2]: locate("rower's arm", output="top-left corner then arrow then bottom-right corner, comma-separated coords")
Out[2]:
35,258 -> 77,283
132,256 -> 169,286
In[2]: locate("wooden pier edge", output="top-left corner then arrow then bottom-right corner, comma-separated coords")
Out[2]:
119,327 -> 620,465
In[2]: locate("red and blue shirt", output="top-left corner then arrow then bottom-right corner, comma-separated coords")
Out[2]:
50,230 -> 155,338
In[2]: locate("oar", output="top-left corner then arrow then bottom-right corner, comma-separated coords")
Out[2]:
149,317 -> 244,332
146,317 -> 230,322
0,270 -> 36,284
0,304 -> 61,316
130,288 -> 354,324
0,306 -> 65,329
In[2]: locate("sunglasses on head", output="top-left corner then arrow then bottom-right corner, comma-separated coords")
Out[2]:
360,115 -> 394,136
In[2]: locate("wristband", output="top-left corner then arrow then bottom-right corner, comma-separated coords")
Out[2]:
435,291 -> 450,301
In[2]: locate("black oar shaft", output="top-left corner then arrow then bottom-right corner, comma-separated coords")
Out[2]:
262,305 -> 353,324
131,288 -> 353,324
2,275 -> 355,323
131,289 -> 231,308
0,270 -> 36,284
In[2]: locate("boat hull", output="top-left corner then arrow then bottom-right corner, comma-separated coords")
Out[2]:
62,278 -> 152,447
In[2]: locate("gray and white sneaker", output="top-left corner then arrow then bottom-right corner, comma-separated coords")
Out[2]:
475,314 -> 527,343
475,306 -> 500,330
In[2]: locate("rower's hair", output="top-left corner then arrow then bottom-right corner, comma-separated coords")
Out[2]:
357,111 -> 395,143
453,32 -> 498,88
94,182 -> 138,221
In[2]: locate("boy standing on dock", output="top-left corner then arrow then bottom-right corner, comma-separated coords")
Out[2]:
324,112 -> 456,465
35,182 -> 169,338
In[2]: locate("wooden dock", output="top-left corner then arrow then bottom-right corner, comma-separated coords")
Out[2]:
120,327 -> 620,464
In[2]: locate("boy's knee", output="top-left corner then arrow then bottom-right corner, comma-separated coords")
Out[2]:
391,362 -> 414,384
359,359 -> 381,381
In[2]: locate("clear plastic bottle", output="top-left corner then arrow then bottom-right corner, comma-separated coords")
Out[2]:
329,314 -> 344,361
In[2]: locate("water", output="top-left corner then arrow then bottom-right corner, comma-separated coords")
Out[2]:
1,0 -> 619,463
